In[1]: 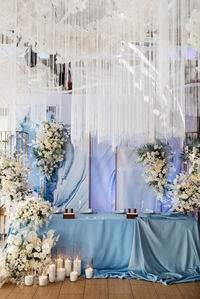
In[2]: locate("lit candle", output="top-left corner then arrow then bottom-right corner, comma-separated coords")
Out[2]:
85,267 -> 93,279
57,268 -> 65,281
49,264 -> 56,283
65,258 -> 72,277
73,257 -> 81,276
39,274 -> 48,286
25,275 -> 33,286
70,271 -> 78,282
57,257 -> 63,268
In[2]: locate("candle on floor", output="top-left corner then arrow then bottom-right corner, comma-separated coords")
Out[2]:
57,268 -> 65,281
39,274 -> 48,286
85,267 -> 93,279
70,271 -> 78,282
49,263 -> 56,283
65,258 -> 72,277
25,275 -> 33,286
73,257 -> 81,276
57,257 -> 63,268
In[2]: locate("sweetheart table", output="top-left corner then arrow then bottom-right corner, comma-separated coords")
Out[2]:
40,212 -> 200,285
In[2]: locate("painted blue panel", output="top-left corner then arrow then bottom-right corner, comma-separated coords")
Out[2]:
15,102 -> 89,211
91,138 -> 115,212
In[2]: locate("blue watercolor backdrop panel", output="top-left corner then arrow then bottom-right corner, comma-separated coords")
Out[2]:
15,103 -> 89,211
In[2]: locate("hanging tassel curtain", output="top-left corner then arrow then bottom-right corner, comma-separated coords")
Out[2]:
0,0 -> 199,146
70,0 -> 189,148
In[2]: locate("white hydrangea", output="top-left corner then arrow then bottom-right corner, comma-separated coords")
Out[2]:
10,196 -> 52,231
171,146 -> 200,213
0,154 -> 32,214
33,121 -> 70,180
0,229 -> 59,286
137,142 -> 172,201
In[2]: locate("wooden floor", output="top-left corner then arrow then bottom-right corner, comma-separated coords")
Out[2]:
0,278 -> 200,299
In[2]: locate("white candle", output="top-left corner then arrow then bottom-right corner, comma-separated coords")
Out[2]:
49,264 -> 56,283
65,258 -> 72,277
85,267 -> 93,279
57,268 -> 65,281
57,257 -> 63,268
39,275 -> 48,286
25,275 -> 33,286
70,271 -> 78,282
73,257 -> 81,276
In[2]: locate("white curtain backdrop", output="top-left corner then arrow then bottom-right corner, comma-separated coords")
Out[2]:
0,0 -> 199,147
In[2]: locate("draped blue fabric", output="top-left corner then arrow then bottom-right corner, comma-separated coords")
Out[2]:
5,213 -> 200,284
128,213 -> 200,284
41,213 -> 200,284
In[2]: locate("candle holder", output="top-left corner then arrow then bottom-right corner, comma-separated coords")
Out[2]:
48,258 -> 56,283
56,248 -> 65,268
85,258 -> 93,279
73,253 -> 81,276
57,267 -> 65,281
65,256 -> 72,277
24,271 -> 34,286
39,269 -> 48,286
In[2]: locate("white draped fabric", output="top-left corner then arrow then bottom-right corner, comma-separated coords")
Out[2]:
0,0 -> 199,147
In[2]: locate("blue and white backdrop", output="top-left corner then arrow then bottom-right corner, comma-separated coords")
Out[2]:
14,91 -> 196,213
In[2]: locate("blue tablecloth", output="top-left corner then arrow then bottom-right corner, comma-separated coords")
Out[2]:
43,213 -> 134,278
5,212 -> 200,284
128,213 -> 200,284
43,212 -> 200,284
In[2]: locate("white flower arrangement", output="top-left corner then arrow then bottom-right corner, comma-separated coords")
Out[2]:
136,142 -> 172,200
10,196 -> 52,231
0,154 -> 32,213
33,121 -> 70,180
171,146 -> 200,213
0,229 -> 59,287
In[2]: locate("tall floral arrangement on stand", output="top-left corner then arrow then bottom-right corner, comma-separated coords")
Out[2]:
136,142 -> 172,202
0,196 -> 59,287
171,145 -> 200,213
0,154 -> 32,213
33,121 -> 70,181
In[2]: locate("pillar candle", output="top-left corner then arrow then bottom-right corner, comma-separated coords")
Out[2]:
70,271 -> 78,282
25,275 -> 33,286
73,257 -> 81,276
49,264 -> 56,283
85,267 -> 93,279
39,275 -> 48,286
65,258 -> 72,277
57,257 -> 63,268
57,268 -> 65,281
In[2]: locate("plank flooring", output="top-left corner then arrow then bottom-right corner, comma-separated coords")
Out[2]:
0,278 -> 199,299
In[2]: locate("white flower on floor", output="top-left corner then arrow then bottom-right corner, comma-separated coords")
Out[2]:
0,229 -> 59,287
